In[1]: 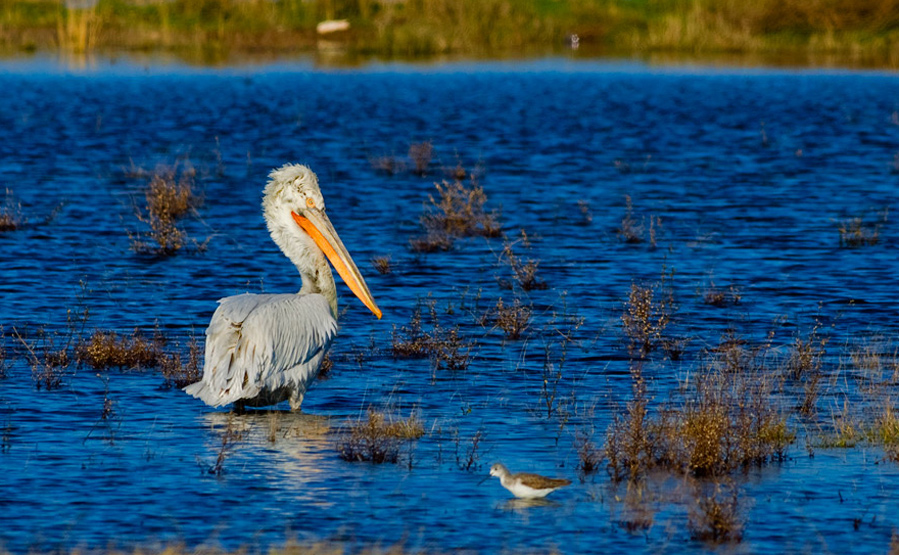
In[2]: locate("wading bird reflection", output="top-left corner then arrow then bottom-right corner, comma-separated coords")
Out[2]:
185,164 -> 381,411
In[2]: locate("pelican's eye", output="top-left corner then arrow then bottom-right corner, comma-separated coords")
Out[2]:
306,197 -> 316,208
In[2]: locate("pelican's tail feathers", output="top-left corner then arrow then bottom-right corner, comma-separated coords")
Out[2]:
184,381 -> 216,405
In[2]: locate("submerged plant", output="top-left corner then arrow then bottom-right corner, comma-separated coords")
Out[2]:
12,327 -> 68,391
207,415 -> 246,476
838,217 -> 882,247
411,176 -> 502,252
0,327 -> 7,380
480,297 -> 531,340
160,337 -> 203,389
370,155 -> 406,175
617,195 -> 662,247
575,429 -> 603,478
606,349 -> 794,481
408,141 -> 433,176
0,188 -> 24,232
499,238 -> 548,291
702,282 -> 742,308
622,275 -> 675,358
391,301 -> 472,371
130,164 -> 204,255
454,428 -> 484,472
371,255 -> 393,275
76,329 -> 166,370
337,408 -> 425,464
688,481 -> 744,545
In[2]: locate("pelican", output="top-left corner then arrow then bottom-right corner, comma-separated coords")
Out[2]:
184,163 -> 381,411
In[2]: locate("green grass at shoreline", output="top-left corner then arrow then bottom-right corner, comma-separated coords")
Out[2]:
2,0 -> 899,63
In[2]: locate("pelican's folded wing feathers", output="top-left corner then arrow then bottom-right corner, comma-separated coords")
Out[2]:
184,293 -> 337,407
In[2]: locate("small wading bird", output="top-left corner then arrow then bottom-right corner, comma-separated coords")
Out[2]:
184,164 -> 381,411
488,463 -> 571,499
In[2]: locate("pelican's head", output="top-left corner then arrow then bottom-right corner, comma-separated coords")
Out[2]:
264,164 -> 326,216
263,163 -> 381,319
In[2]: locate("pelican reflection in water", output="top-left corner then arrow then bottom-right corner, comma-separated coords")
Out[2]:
185,164 -> 381,411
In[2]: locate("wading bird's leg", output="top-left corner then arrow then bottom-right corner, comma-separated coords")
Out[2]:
289,391 -> 304,412
232,399 -> 246,414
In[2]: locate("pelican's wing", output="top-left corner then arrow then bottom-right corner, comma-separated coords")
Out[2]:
184,293 -> 337,407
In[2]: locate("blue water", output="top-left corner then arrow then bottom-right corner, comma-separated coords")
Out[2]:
1,57 -> 899,553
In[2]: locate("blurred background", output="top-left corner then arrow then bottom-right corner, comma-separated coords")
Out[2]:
2,0 -> 899,66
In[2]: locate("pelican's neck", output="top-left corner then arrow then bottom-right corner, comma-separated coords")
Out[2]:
265,208 -> 338,319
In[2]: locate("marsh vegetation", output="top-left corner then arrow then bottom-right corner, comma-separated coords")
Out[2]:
1,66 -> 898,554
129,163 -> 205,255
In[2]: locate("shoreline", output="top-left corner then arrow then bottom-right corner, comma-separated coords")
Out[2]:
2,46 -> 899,73
2,0 -> 898,70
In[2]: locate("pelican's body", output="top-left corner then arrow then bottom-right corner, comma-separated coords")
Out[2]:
488,463 -> 571,499
184,164 -> 380,411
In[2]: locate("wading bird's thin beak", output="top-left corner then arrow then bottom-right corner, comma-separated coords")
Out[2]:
478,475 -> 491,485
291,210 -> 382,319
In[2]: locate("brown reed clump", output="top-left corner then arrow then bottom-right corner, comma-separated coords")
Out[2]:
454,428 -> 484,471
146,166 -> 199,219
839,217 -> 881,247
76,329 -> 165,370
391,303 -> 434,359
702,282 -> 742,308
432,328 -> 473,371
869,404 -> 899,461
130,165 -> 203,255
849,340 -> 899,413
370,155 -> 406,175
618,195 -> 643,243
160,337 -> 202,388
0,328 -> 7,380
622,279 -> 674,358
480,297 -> 531,340
577,199 -> 593,225
499,240 -> 548,291
654,369 -> 793,477
606,350 -> 794,480
688,482 -> 744,545
0,189 -> 24,232
336,408 -> 425,464
617,195 -> 661,247
209,415 -> 246,476
575,429 -> 604,477
371,255 -> 393,275
825,399 -> 861,448
11,327 -> 69,390
391,302 -> 472,371
409,232 -> 454,253
605,363 -> 652,481
408,141 -> 433,176
787,322 -> 827,380
445,162 -> 468,181
614,481 -> 655,533
414,177 -> 502,243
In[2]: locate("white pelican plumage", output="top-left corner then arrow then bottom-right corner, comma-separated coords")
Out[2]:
184,163 -> 381,411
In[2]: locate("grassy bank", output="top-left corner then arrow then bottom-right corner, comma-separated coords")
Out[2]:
2,0 -> 899,63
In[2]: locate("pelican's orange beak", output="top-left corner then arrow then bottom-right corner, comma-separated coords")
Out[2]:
291,209 -> 382,319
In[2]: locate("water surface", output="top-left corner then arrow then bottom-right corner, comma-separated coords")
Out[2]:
1,57 -> 898,553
